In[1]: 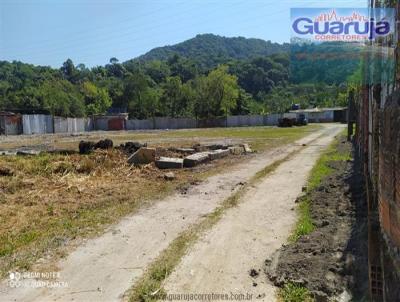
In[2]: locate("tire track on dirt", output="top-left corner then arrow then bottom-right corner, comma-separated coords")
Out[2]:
162,125 -> 345,301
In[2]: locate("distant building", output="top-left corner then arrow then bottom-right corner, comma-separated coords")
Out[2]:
289,107 -> 347,123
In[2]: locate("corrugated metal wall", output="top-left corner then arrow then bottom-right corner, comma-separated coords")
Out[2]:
126,119 -> 153,130
84,117 -> 94,132
154,117 -> 197,129
54,117 -> 86,133
94,117 -> 109,131
1,113 -> 316,135
0,115 -> 22,135
22,114 -> 53,135
226,115 -> 264,127
263,113 -> 282,126
305,111 -> 334,123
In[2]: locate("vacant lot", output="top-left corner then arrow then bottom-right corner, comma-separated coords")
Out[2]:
0,125 -> 319,278
0,126 -> 319,152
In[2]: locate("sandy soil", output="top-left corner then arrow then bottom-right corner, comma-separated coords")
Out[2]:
266,139 -> 369,301
0,124 -> 341,302
162,125 -> 344,301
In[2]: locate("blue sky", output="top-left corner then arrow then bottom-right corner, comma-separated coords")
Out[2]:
0,0 -> 367,68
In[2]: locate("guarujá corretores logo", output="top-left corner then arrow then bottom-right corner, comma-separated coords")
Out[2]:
291,8 -> 395,42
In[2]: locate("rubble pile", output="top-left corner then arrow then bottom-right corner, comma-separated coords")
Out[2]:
130,142 -> 252,169
79,139 -> 113,154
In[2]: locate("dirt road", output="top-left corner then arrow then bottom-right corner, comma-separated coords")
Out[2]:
0,124 -> 343,302
163,125 -> 345,301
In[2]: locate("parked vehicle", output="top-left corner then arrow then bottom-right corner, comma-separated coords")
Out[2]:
296,113 -> 308,126
278,113 -> 307,127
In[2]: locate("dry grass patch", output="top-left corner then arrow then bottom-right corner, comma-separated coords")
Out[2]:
0,150 -> 192,277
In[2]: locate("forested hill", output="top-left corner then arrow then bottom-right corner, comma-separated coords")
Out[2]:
0,34 -> 359,119
133,34 -> 291,70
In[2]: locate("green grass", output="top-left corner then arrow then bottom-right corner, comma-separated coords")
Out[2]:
307,139 -> 351,191
153,125 -> 321,151
1,125 -> 321,153
289,196 -> 315,242
279,282 -> 314,302
290,132 -> 352,242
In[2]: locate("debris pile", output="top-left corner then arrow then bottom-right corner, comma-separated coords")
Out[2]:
119,141 -> 147,154
79,139 -> 113,154
0,166 -> 14,176
0,137 -> 252,173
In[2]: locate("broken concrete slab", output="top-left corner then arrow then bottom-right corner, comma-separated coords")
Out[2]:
127,147 -> 156,165
183,152 -> 210,167
174,148 -> 196,154
205,144 -> 229,150
0,150 -> 17,156
242,143 -> 253,153
228,146 -> 244,155
16,149 -> 42,156
156,157 -> 184,169
208,149 -> 230,160
192,144 -> 208,152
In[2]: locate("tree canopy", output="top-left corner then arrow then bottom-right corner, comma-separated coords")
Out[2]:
0,35 -> 359,118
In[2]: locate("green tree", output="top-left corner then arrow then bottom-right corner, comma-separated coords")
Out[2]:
207,65 -> 239,116
82,82 -> 112,115
123,73 -> 160,119
232,88 -> 252,115
193,65 -> 239,118
159,76 -> 195,117
38,80 -> 85,117
60,59 -> 79,83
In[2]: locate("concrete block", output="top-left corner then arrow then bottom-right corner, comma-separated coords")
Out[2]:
163,172 -> 176,180
128,147 -> 156,165
205,144 -> 229,150
16,149 -> 42,156
242,143 -> 253,153
156,157 -> 184,169
228,146 -> 244,155
193,144 -> 208,152
0,150 -> 17,156
175,148 -> 196,154
208,149 -> 230,160
184,152 -> 210,167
